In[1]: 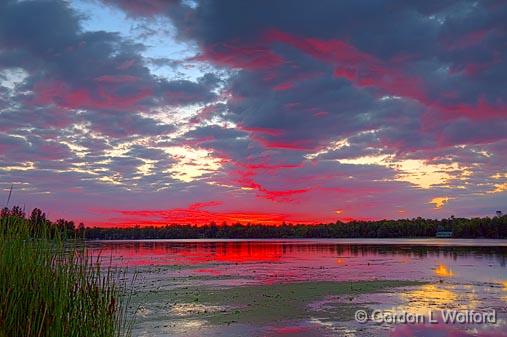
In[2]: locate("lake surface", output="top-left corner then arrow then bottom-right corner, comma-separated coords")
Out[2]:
87,239 -> 507,337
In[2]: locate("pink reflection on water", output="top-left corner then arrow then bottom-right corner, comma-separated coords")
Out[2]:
102,240 -> 507,337
263,323 -> 324,337
87,240 -> 507,286
391,323 -> 507,337
271,326 -> 309,334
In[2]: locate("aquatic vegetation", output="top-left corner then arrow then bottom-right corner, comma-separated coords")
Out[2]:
0,214 -> 133,337
133,280 -> 423,325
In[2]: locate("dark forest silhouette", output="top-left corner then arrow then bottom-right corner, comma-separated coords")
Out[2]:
2,206 -> 506,240
84,216 -> 507,239
1,206 -> 82,237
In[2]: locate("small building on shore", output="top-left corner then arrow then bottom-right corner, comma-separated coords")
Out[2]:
436,230 -> 453,238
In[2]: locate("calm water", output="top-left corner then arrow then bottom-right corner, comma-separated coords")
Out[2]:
87,239 -> 507,337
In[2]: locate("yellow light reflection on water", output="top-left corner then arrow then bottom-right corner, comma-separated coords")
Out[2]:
434,264 -> 454,278
398,283 -> 480,316
501,281 -> 507,302
400,284 -> 457,315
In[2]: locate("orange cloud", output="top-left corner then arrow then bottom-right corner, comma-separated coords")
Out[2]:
430,197 -> 450,209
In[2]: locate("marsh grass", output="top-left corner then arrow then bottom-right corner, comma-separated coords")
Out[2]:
0,215 -> 134,337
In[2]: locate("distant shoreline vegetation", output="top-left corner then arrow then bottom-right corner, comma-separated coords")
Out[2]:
2,206 -> 507,240
88,216 -> 507,240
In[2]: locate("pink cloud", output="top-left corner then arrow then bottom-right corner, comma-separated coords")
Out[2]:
193,43 -> 284,69
32,79 -> 152,111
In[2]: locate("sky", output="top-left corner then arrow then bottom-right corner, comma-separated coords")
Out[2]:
0,0 -> 506,227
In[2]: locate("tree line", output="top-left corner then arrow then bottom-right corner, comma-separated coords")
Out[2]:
1,206 -> 83,237
85,215 -> 507,240
2,206 -> 506,239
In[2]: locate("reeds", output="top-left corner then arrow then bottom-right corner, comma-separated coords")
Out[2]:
0,215 -> 133,337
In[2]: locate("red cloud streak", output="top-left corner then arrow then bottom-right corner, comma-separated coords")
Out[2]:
92,201 -> 321,228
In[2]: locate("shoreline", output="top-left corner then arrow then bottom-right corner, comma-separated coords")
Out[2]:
86,237 -> 507,247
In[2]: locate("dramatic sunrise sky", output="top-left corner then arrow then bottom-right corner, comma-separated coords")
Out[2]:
0,0 -> 506,226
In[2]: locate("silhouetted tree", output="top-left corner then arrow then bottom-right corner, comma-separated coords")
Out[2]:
29,208 -> 46,227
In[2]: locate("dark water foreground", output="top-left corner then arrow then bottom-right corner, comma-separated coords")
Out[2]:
87,239 -> 507,337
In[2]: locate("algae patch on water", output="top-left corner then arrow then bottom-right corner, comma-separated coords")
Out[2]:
133,280 -> 423,326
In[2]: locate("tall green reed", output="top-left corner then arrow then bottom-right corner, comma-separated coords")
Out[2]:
0,215 -> 134,337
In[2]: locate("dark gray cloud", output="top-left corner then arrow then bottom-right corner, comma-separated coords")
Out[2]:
155,0 -> 507,150
0,0 -> 218,137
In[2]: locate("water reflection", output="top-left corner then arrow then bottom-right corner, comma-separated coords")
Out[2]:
402,284 -> 458,311
434,264 -> 454,278
85,240 -> 507,337
88,240 -> 507,287
502,281 -> 507,302
391,323 -> 507,337
398,283 -> 482,316
88,240 -> 507,267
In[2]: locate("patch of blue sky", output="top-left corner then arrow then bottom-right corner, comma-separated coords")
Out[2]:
69,0 -> 202,81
